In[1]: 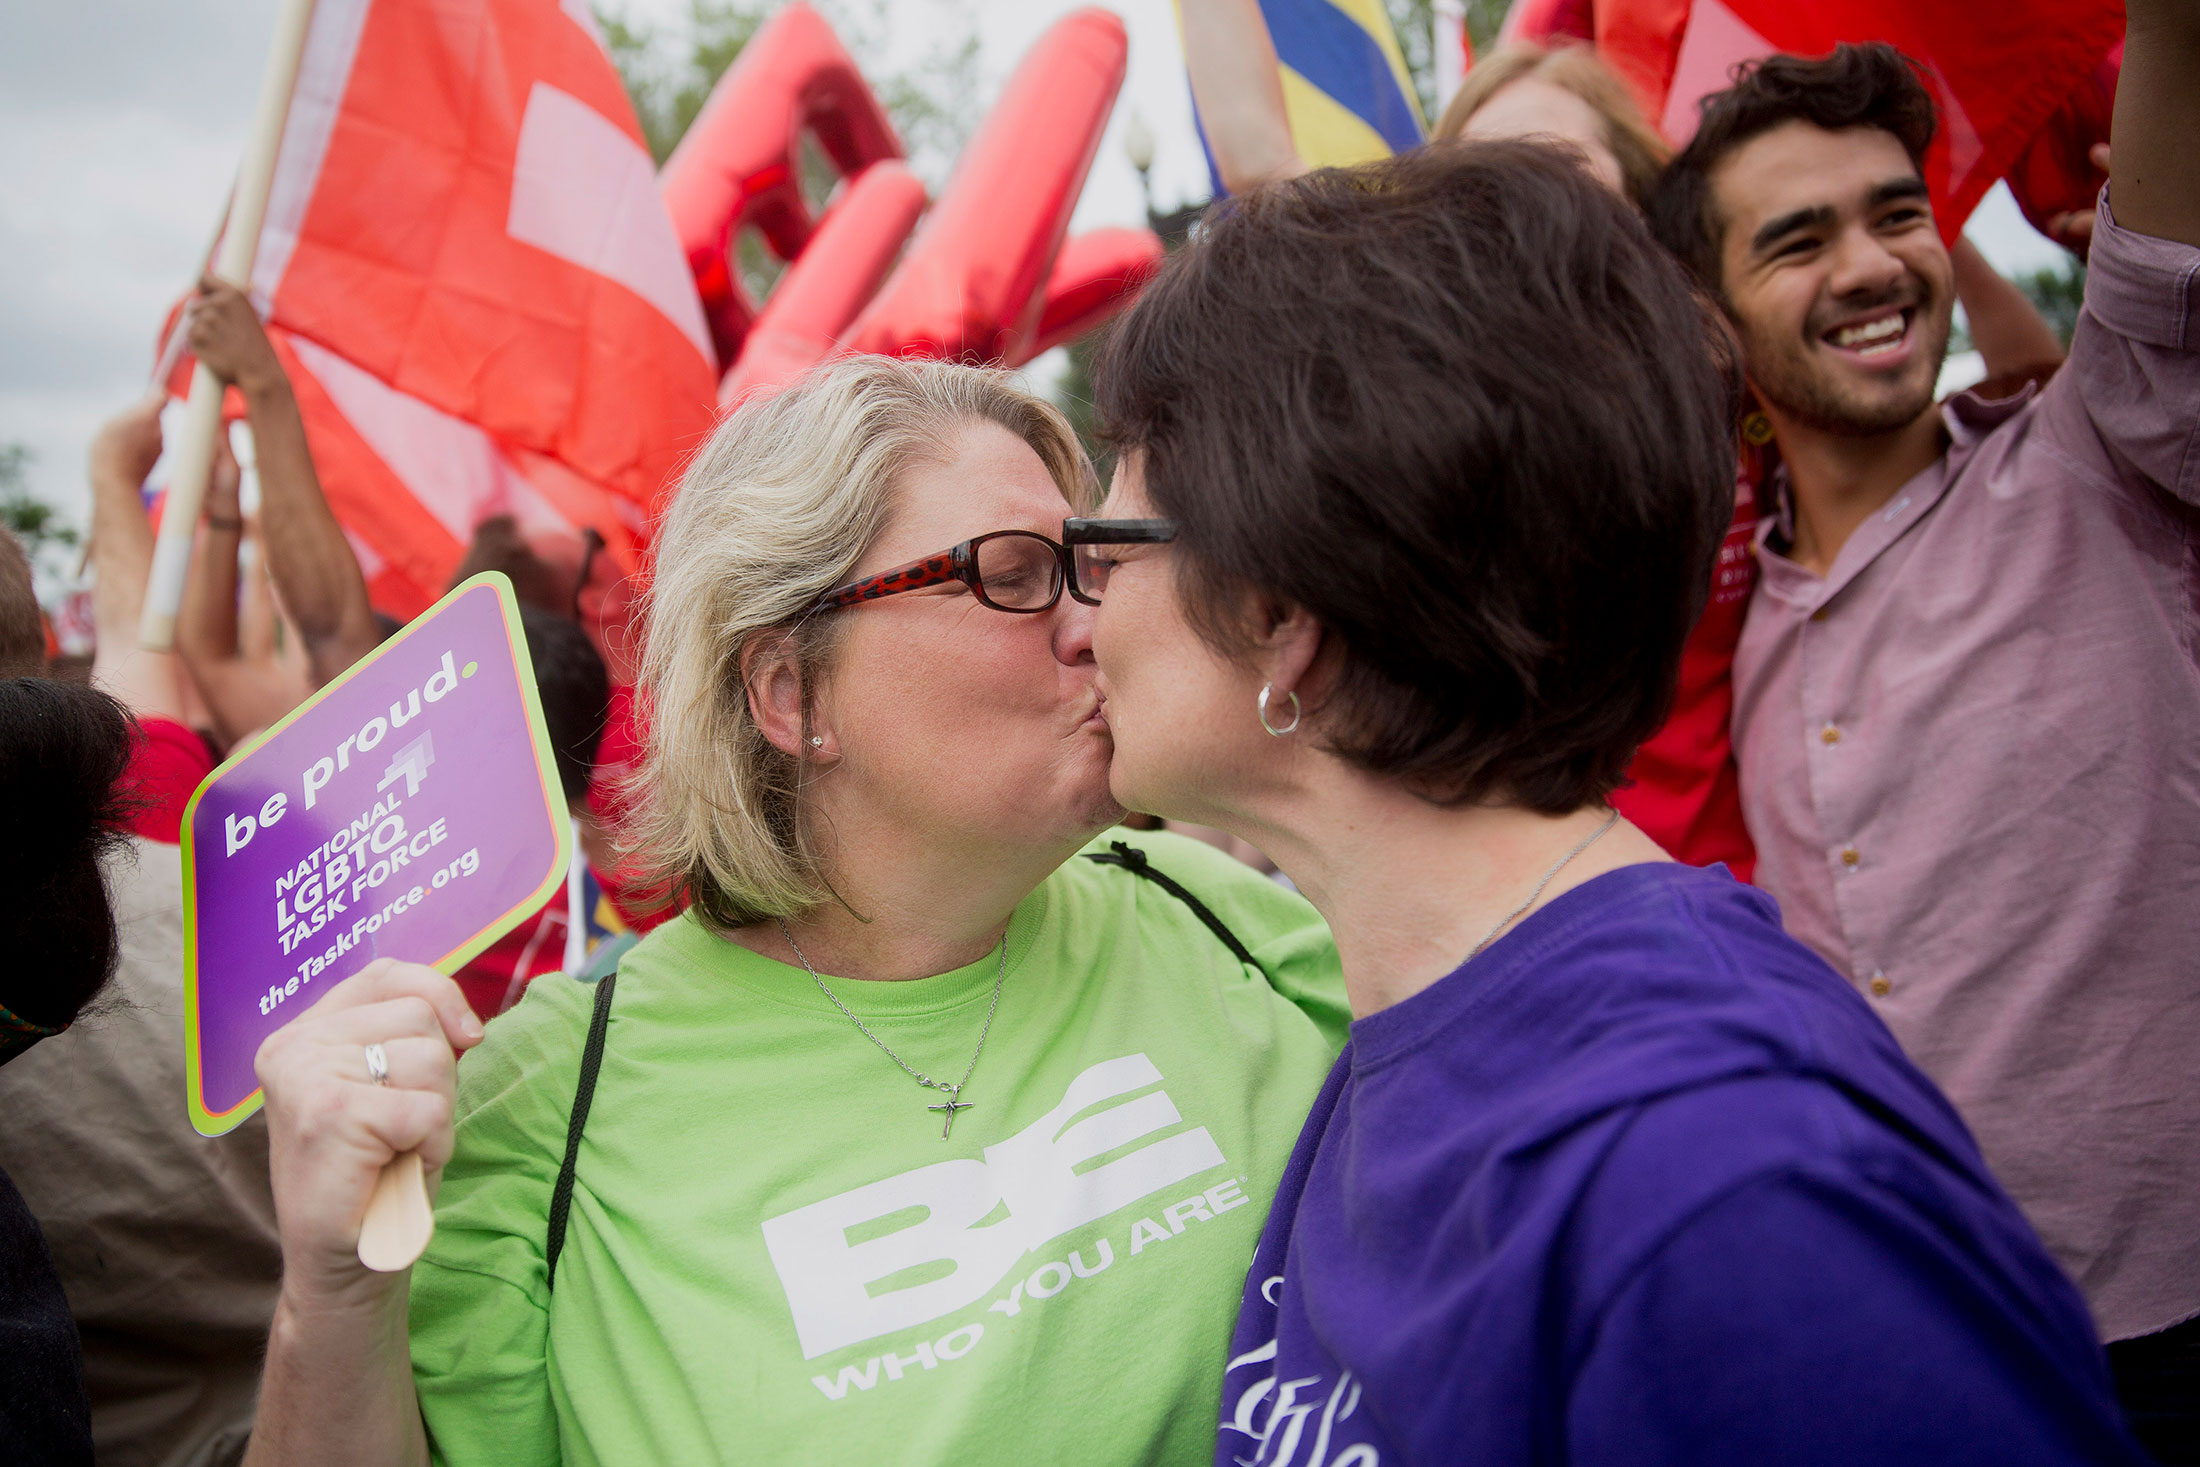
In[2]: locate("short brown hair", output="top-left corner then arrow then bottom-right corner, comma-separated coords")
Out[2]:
1649,43 -> 1937,292
1096,144 -> 1739,814
447,515 -> 568,613
1434,43 -> 1670,209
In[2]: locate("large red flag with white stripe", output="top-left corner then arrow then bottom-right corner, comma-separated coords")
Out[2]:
1506,0 -> 2124,240
1587,0 -> 2124,238
187,0 -> 719,617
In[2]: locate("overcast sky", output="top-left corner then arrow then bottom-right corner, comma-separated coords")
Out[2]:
0,0 -> 2069,534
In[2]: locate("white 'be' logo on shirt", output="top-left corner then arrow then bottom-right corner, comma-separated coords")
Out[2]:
761,1054 -> 1224,1358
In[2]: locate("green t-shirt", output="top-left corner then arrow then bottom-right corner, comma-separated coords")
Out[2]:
409,830 -> 1347,1466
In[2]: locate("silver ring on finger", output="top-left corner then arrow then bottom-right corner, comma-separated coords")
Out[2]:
363,1042 -> 390,1087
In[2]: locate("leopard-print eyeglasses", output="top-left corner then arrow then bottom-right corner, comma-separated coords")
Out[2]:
811,520 -> 1181,616
810,530 -> 1082,615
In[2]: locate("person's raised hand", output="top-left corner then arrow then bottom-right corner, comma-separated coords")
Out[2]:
185,276 -> 286,398
88,389 -> 167,492
2045,143 -> 2113,260
254,958 -> 485,1306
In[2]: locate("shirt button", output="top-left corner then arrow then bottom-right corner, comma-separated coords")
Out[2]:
1869,972 -> 1891,998
1820,724 -> 1842,746
1840,846 -> 1861,868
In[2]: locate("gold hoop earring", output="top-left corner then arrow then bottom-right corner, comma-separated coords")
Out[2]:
1258,684 -> 1301,737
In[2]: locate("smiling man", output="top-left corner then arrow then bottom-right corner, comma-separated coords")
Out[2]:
1649,30 -> 2200,1457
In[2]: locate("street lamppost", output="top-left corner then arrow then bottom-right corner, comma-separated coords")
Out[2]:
1123,108 -> 1156,223
1121,106 -> 1201,246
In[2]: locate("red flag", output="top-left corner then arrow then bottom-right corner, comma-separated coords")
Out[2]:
189,0 -> 720,616
1595,0 -> 2125,237
2003,41 -> 2120,245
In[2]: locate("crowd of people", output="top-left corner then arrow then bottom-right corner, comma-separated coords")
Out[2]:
1,1 -> 2194,1463
0,273 -> 636,1465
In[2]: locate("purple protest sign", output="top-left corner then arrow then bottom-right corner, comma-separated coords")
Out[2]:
182,574 -> 569,1136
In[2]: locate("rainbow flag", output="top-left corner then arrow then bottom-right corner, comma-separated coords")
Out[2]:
1190,0 -> 1427,194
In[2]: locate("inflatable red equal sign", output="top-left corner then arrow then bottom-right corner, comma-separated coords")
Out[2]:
664,3 -> 1165,402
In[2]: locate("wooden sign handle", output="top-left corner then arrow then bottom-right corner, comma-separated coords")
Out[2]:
357,1151 -> 433,1272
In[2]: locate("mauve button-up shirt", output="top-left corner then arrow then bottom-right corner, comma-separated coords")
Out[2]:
1731,197 -> 2200,1343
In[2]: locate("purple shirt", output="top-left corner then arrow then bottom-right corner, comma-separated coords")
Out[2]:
1216,864 -> 2138,1467
1731,198 -> 2200,1342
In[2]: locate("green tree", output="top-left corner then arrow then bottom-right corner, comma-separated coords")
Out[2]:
599,1 -> 983,306
0,444 -> 81,596
1383,0 -> 1513,126
1053,334 -> 1111,485
602,1 -> 980,176
2017,258 -> 2086,348
602,3 -> 771,166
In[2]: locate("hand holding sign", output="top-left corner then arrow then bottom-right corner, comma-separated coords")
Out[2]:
184,575 -> 571,1272
255,959 -> 482,1296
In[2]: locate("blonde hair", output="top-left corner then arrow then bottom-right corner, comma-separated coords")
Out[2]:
624,354 -> 1095,928
1433,43 -> 1670,209
627,356 -> 1095,934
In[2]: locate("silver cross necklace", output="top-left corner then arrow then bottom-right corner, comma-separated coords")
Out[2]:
775,917 -> 1006,1140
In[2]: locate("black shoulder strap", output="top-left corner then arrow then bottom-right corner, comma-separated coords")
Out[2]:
1082,839 -> 1264,978
545,968 -> 618,1290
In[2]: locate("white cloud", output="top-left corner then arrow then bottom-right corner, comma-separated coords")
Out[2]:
1963,180 -> 2071,278
1,0 -> 280,531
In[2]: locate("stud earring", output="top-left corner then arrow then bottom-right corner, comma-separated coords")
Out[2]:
809,735 -> 824,747
1257,684 -> 1301,737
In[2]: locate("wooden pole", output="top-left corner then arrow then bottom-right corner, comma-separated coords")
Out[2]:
138,0 -> 319,650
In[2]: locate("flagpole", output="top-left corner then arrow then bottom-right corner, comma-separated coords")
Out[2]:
138,0 -> 319,651
146,194 -> 231,395
1434,0 -> 1469,114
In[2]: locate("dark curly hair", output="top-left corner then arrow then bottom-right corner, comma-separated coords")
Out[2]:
1648,42 -> 1938,293
0,678 -> 139,1043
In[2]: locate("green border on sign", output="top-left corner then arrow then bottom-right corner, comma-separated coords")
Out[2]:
181,573 -> 574,1137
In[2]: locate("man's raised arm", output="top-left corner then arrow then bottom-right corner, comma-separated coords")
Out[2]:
86,392 -> 188,724
184,278 -> 381,687
2112,0 -> 2200,246
1179,0 -> 1307,195
177,433 -> 304,744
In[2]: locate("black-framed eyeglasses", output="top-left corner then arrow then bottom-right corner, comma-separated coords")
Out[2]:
1061,517 -> 1177,604
811,530 -> 1079,615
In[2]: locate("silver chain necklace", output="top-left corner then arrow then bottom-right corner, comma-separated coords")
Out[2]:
776,917 -> 1006,1140
1464,808 -> 1621,962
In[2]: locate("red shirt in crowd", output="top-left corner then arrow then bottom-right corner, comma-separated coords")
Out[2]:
453,895 -> 573,1021
118,716 -> 216,846
582,680 -> 673,934
1610,454 -> 1761,881
453,682 -> 668,1020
